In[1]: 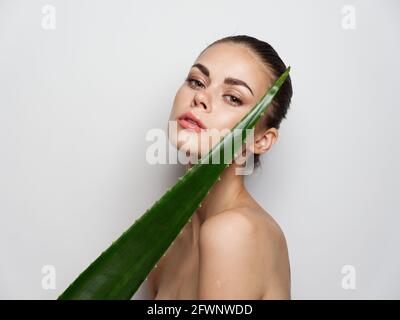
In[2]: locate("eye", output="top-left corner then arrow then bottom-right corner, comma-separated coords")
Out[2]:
223,95 -> 243,107
185,78 -> 205,89
185,77 -> 243,107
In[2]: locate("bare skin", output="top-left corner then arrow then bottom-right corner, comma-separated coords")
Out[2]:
147,42 -> 291,300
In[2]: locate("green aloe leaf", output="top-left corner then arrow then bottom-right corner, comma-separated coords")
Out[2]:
58,66 -> 291,300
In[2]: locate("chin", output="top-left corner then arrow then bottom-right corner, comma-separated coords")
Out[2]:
177,141 -> 201,156
169,125 -> 215,160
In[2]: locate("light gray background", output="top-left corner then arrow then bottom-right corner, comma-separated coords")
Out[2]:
0,0 -> 399,299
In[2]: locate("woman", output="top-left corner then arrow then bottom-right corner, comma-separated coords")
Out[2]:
147,35 -> 293,300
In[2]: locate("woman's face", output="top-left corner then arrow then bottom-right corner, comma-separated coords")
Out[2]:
168,42 -> 273,160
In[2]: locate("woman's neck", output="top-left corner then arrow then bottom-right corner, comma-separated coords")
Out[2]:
185,161 -> 248,225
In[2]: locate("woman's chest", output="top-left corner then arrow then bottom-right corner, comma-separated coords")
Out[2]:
154,245 -> 199,299
150,218 -> 201,299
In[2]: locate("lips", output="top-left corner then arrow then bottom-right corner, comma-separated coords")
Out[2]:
177,111 -> 207,133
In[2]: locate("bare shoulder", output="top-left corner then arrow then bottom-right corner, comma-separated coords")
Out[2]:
200,206 -> 288,254
198,207 -> 291,299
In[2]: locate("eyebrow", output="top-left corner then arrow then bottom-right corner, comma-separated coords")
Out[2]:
191,63 -> 254,96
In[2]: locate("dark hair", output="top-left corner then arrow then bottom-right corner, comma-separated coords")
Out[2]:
202,35 -> 293,170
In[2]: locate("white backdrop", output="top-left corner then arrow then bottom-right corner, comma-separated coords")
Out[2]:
0,0 -> 399,299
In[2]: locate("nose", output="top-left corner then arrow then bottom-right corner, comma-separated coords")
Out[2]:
191,92 -> 211,112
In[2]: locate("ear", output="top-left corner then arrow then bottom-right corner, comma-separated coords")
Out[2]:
247,127 -> 279,156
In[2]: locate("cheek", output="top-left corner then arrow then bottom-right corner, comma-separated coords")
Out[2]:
167,88 -> 193,145
213,110 -> 247,131
170,87 -> 191,115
